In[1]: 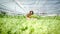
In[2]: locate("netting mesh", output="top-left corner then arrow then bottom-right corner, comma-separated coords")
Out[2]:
0,0 -> 60,15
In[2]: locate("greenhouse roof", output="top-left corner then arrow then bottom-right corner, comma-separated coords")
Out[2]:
0,0 -> 60,15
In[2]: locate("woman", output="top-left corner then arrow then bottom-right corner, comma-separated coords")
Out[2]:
26,10 -> 34,18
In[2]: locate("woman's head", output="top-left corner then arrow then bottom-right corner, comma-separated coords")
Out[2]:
26,10 -> 34,18
30,10 -> 34,15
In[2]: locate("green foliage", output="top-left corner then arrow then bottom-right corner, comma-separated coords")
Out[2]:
0,15 -> 60,34
0,11 -> 6,18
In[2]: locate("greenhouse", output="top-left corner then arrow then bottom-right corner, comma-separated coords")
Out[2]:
0,0 -> 60,34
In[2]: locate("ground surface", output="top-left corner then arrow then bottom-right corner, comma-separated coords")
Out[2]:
0,15 -> 60,34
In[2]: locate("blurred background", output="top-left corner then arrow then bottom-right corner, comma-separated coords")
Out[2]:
0,0 -> 60,34
0,0 -> 60,16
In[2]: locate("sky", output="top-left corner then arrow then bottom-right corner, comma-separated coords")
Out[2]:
0,0 -> 60,15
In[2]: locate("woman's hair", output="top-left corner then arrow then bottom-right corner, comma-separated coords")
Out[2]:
26,10 -> 34,18
30,10 -> 34,15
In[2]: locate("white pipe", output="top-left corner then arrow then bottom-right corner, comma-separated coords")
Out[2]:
14,0 -> 26,12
